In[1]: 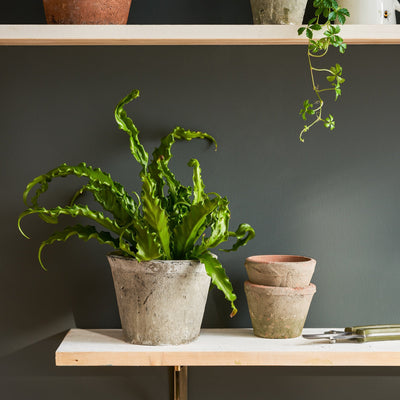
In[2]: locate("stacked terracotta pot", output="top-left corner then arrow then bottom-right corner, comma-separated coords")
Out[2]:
244,255 -> 316,339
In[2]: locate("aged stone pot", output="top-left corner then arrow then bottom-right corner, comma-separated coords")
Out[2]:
244,281 -> 316,339
107,255 -> 211,345
245,255 -> 316,288
43,0 -> 132,24
249,0 -> 308,24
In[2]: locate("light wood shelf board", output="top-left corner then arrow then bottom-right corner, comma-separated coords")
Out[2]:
0,25 -> 400,45
55,328 -> 400,367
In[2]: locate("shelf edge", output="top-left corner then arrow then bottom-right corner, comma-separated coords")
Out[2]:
0,25 -> 399,45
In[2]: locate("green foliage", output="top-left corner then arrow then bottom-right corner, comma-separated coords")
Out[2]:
198,252 -> 238,317
18,89 -> 255,315
37,225 -> 120,271
297,0 -> 349,142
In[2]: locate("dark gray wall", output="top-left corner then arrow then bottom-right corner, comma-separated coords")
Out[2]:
2,2 -> 400,400
0,0 -> 253,24
0,0 -> 320,24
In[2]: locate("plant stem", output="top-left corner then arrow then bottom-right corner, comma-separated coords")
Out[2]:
312,67 -> 333,73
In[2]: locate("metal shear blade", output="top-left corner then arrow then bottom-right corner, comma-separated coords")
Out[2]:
302,330 -> 363,344
303,325 -> 400,344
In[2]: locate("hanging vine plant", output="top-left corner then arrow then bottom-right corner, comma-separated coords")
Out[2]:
298,0 -> 350,142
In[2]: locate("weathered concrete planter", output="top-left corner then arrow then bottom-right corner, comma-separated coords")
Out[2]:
244,281 -> 316,338
245,255 -> 316,287
249,0 -> 308,24
43,0 -> 132,24
108,255 -> 211,345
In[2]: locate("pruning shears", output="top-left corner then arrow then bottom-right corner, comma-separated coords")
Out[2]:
303,325 -> 400,344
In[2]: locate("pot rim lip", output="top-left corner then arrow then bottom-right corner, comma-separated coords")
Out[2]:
43,0 -> 132,4
107,253 -> 203,264
244,280 -> 316,294
245,254 -> 315,265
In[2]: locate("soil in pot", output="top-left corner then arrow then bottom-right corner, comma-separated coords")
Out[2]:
108,255 -> 211,345
245,254 -> 316,288
244,281 -> 316,339
43,0 -> 132,24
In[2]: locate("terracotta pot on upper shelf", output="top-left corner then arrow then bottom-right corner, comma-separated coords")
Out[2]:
43,0 -> 132,24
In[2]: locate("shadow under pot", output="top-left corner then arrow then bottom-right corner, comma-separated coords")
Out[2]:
245,281 -> 316,339
108,254 -> 211,345
43,0 -> 132,24
245,254 -> 316,287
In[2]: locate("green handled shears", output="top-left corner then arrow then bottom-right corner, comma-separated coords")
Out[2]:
303,325 -> 400,343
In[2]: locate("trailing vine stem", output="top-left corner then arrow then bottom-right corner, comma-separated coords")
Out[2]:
298,0 -> 350,142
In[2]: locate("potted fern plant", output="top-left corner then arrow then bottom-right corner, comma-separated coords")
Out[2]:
18,89 -> 255,345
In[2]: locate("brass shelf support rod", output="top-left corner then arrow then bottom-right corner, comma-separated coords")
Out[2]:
173,366 -> 188,400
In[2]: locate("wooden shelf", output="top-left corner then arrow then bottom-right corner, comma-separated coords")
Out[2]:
1,25 -> 400,45
55,328 -> 400,367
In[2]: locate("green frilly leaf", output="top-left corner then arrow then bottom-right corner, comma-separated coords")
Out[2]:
197,252 -> 237,317
114,89 -> 149,171
18,204 -> 126,240
141,174 -> 171,259
188,158 -> 206,205
222,223 -> 256,252
173,198 -> 219,259
192,196 -> 230,257
23,163 -> 135,213
38,225 -> 120,270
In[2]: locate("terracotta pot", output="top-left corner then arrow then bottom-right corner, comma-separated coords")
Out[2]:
43,0 -> 132,24
108,255 -> 211,345
244,281 -> 316,338
245,255 -> 316,288
249,0 -> 308,24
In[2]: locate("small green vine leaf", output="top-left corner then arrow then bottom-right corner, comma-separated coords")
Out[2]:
298,27 -> 306,35
324,114 -> 336,130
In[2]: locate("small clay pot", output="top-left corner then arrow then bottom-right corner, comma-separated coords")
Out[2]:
43,0 -> 132,24
244,281 -> 316,339
249,0 -> 308,25
245,255 -> 316,288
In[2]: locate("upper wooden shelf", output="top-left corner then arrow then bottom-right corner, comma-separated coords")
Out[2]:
1,25 -> 400,45
56,328 -> 400,366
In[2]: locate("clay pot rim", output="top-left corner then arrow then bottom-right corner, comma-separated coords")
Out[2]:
107,255 -> 208,278
244,280 -> 316,295
107,254 -> 203,264
245,254 -> 315,265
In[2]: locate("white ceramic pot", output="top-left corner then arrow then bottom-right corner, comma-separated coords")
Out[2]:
339,0 -> 400,24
